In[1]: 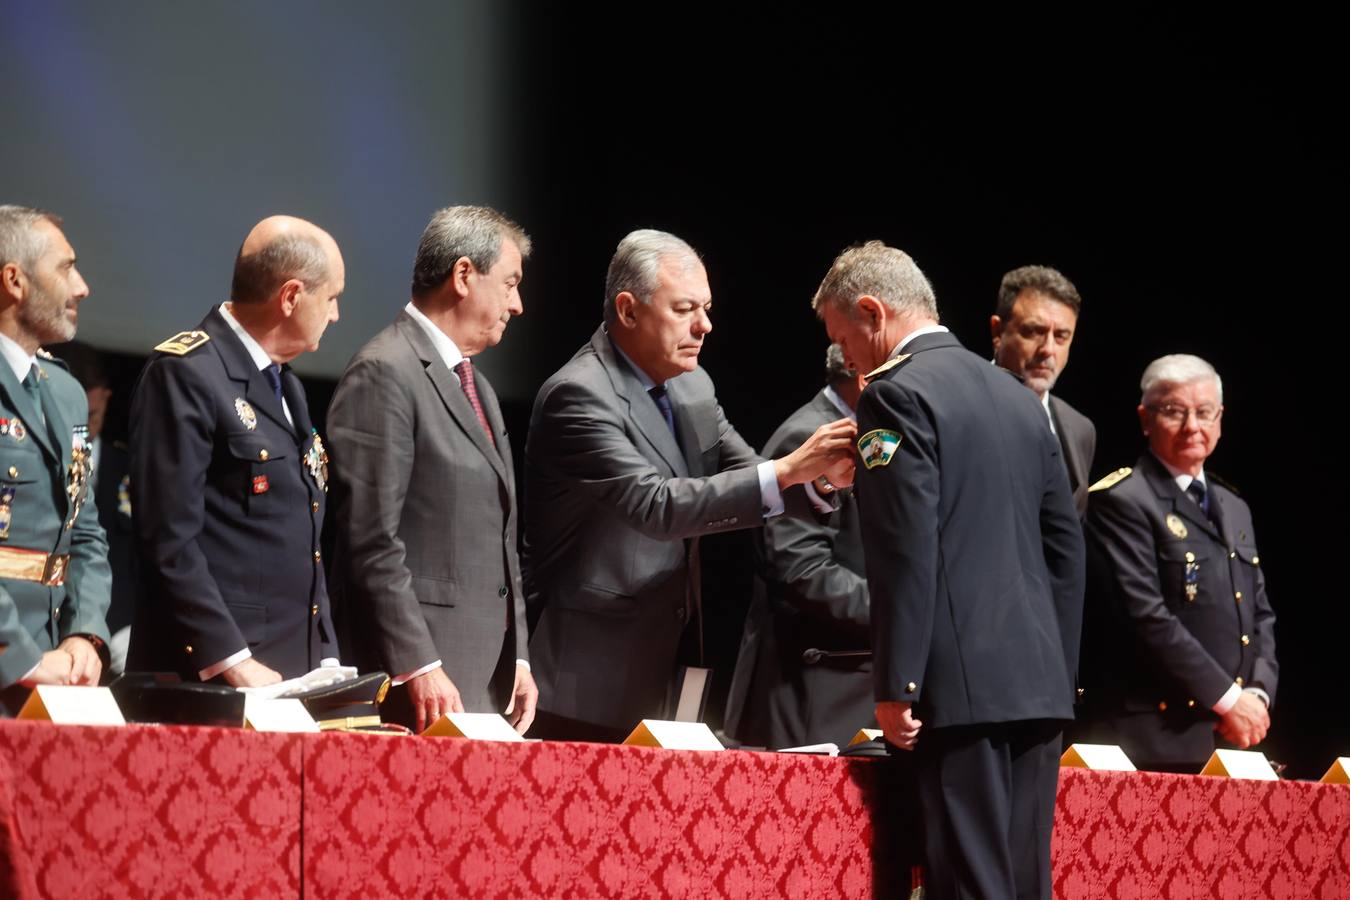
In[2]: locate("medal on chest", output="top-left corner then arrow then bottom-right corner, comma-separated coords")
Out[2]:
306,429 -> 329,492
0,485 -> 14,540
65,425 -> 91,530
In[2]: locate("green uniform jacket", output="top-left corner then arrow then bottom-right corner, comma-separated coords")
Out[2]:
0,352 -> 112,690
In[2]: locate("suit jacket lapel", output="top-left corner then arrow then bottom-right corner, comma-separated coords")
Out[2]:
1141,454 -> 1221,542
473,366 -> 512,475
205,308 -> 291,432
396,313 -> 507,482
591,327 -> 688,477
0,363 -> 58,461
280,365 -> 310,444
1049,397 -> 1084,492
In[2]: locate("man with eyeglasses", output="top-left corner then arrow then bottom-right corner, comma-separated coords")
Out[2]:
1082,353 -> 1276,772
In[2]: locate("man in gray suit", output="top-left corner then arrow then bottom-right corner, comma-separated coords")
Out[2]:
328,206 -> 536,733
991,265 -> 1096,516
725,344 -> 875,749
523,229 -> 856,741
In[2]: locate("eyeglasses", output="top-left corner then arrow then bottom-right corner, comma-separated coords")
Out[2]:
1148,403 -> 1222,426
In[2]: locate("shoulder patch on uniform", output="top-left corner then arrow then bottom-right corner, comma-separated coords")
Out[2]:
857,428 -> 902,469
1206,471 -> 1240,496
863,354 -> 911,383
36,348 -> 54,360
154,330 -> 211,356
1088,467 -> 1133,493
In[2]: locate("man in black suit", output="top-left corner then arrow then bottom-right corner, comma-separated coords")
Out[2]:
128,215 -> 343,685
991,265 -> 1096,516
1083,354 -> 1275,771
725,344 -> 875,749
815,241 -> 1085,900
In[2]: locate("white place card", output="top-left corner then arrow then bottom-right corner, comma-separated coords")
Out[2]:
422,712 -> 524,742
849,728 -> 883,746
243,697 -> 319,733
623,719 -> 724,751
1060,743 -> 1137,772
1200,749 -> 1278,780
1319,757 -> 1350,784
17,685 -> 125,726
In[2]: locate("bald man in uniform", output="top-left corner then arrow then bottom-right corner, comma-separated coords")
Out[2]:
128,216 -> 343,685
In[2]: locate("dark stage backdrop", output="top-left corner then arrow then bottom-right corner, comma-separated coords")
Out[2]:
6,6 -> 1342,776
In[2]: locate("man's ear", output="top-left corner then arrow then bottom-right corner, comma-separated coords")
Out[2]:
278,278 -> 304,316
448,257 -> 475,299
613,291 -> 639,329
0,262 -> 27,304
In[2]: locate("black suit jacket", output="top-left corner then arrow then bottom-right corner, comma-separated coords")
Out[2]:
1049,394 -> 1096,518
93,439 -> 138,634
128,308 -> 335,680
855,332 -> 1085,728
1082,453 -> 1277,769
725,388 -> 875,748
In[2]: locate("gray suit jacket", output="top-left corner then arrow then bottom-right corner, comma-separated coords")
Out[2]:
327,310 -> 527,713
523,326 -> 773,734
724,388 -> 875,748
1049,394 -> 1096,518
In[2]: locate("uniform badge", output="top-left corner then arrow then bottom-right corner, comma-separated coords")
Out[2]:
1166,513 -> 1188,539
857,429 -> 902,469
306,429 -> 330,492
65,425 -> 92,529
0,485 -> 14,540
252,475 -> 270,494
154,330 -> 211,356
117,473 -> 132,517
10,419 -> 23,440
1184,554 -> 1200,602
235,398 -> 257,431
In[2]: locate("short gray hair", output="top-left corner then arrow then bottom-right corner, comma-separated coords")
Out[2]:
603,229 -> 701,325
1140,354 -> 1223,406
411,205 -> 532,298
230,233 -> 331,305
824,343 -> 855,384
0,204 -> 63,273
811,240 -> 938,320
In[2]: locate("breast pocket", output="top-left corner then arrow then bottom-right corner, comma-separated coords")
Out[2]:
1158,540 -> 1208,609
225,433 -> 292,519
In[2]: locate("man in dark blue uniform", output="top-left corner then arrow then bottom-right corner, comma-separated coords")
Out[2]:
0,205 -> 112,711
1083,354 -> 1275,771
128,216 -> 343,686
814,241 -> 1085,900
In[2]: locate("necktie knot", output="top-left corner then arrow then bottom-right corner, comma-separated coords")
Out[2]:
262,363 -> 284,405
1186,480 -> 1207,512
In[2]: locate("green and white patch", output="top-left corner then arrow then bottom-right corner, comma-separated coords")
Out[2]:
857,429 -> 902,469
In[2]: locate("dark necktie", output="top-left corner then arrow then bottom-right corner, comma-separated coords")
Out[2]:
454,359 -> 496,447
1186,480 -> 1218,527
262,363 -> 284,405
22,365 -> 44,427
649,384 -> 677,437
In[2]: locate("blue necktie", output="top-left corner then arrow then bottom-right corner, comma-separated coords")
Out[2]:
262,363 -> 284,405
1187,480 -> 1218,527
649,385 -> 676,437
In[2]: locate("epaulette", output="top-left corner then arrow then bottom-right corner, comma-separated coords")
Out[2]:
35,349 -> 69,372
864,353 -> 911,383
36,348 -> 54,360
154,330 -> 211,356
1088,467 -> 1133,493
1206,471 -> 1240,496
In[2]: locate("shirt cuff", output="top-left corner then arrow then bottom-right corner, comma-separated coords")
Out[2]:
199,648 -> 251,682
1211,682 -> 1243,715
392,659 -> 442,686
1244,686 -> 1271,708
515,658 -> 530,672
757,460 -> 785,518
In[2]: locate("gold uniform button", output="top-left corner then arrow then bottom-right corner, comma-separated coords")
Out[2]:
1158,701 -> 1168,711
1235,677 -> 1245,686
1187,699 -> 1196,708
313,550 -> 322,562
311,604 -> 319,616
1241,634 -> 1251,647
1229,550 -> 1237,559
905,682 -> 917,694
184,645 -> 194,655
6,466 -> 16,478
1252,556 -> 1260,565
1185,551 -> 1196,563
52,608 -> 60,620
259,449 -> 269,461
311,501 -> 319,513
1235,591 -> 1243,602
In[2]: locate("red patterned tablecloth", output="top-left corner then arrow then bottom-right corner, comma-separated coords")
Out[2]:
4,719 -> 1350,898
0,720 -> 301,899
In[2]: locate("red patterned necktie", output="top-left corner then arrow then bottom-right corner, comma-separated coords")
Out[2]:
453,359 -> 496,447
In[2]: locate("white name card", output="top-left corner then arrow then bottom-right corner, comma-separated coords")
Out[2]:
17,685 -> 125,726
1200,749 -> 1278,780
1320,758 -> 1350,784
849,728 -> 883,747
1060,743 -> 1137,772
243,697 -> 319,733
422,712 -> 524,741
623,719 -> 724,751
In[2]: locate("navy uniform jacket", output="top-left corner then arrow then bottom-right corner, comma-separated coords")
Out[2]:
1082,453 -> 1277,768
127,309 -> 335,680
0,353 -> 112,698
855,332 -> 1085,728
725,388 -> 874,748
